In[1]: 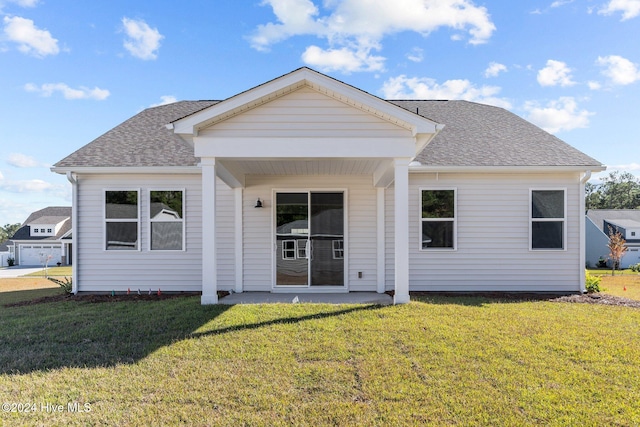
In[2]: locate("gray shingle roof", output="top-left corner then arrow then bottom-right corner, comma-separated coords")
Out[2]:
54,99 -> 602,169
587,209 -> 640,232
11,207 -> 72,241
390,100 -> 602,167
55,101 -> 218,168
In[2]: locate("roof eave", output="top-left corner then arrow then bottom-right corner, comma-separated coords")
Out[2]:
409,165 -> 607,173
51,166 -> 202,175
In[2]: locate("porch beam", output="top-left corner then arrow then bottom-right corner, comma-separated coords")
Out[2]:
394,158 -> 411,304
373,159 -> 395,188
216,160 -> 245,189
201,158 -> 218,304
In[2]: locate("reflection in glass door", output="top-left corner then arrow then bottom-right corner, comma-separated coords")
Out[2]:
275,192 -> 344,287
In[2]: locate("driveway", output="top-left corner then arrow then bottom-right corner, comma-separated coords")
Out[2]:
0,266 -> 45,278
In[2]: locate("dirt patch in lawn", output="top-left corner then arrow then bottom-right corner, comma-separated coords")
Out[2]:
550,293 -> 640,308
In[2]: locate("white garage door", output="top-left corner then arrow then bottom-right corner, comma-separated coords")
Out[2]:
19,245 -> 62,266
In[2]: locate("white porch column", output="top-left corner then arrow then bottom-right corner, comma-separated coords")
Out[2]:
377,187 -> 386,294
394,158 -> 410,304
201,158 -> 218,304
235,187 -> 244,293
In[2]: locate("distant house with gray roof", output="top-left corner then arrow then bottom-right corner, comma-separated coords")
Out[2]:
6,206 -> 72,266
51,67 -> 604,302
586,209 -> 640,268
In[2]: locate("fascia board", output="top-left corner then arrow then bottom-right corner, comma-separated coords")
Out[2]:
51,166 -> 202,175
409,165 -> 607,173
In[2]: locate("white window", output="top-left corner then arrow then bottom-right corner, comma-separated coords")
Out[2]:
105,190 -> 139,250
632,232 -> 636,237
150,190 -> 184,251
420,189 -> 456,250
40,229 -> 45,233
47,228 -> 52,233
282,240 -> 296,260
296,239 -> 307,259
332,240 -> 344,259
530,189 -> 566,250
33,228 -> 39,233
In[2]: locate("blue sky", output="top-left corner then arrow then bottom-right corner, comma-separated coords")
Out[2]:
1,0 -> 639,225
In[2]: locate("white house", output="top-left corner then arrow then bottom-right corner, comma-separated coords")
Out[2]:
8,206 -> 73,266
51,68 -> 604,303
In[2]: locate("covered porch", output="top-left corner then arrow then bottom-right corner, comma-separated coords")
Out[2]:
170,68 -> 442,304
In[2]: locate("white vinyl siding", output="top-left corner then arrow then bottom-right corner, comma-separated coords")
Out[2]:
199,87 -> 413,140
75,174 -> 235,292
386,172 -> 583,292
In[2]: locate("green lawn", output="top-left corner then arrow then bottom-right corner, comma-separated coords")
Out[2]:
22,266 -> 72,277
1,293 -> 639,425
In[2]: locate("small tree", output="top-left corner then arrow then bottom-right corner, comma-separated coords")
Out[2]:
607,226 -> 628,276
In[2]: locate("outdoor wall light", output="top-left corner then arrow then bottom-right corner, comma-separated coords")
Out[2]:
255,198 -> 263,208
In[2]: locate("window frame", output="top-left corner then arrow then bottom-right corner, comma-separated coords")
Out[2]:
282,240 -> 296,260
529,188 -> 567,251
419,187 -> 457,251
104,189 -> 140,251
332,239 -> 344,259
148,189 -> 186,252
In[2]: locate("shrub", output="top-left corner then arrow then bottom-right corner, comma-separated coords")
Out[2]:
7,257 -> 14,266
47,277 -> 73,294
630,263 -> 640,273
585,271 -> 601,293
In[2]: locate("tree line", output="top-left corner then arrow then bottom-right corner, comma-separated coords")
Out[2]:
586,171 -> 640,210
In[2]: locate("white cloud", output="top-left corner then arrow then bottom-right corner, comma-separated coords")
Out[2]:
149,95 -> 178,107
587,81 -> 602,90
2,16 -> 59,57
122,17 -> 163,60
301,45 -> 385,73
599,0 -> 640,20
7,153 -> 42,168
484,62 -> 507,78
380,75 -> 512,108
0,178 -> 54,193
250,0 -> 495,72
25,82 -> 110,100
537,59 -> 576,87
407,47 -> 424,63
524,97 -> 593,133
609,162 -> 640,171
596,55 -> 640,85
551,0 -> 574,7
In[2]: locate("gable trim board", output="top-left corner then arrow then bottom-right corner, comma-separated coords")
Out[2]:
52,68 -> 604,304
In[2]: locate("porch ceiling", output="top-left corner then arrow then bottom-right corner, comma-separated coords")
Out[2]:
221,158 -> 386,176
214,157 -> 397,189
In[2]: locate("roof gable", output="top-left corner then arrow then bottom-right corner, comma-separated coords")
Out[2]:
172,67 -> 440,137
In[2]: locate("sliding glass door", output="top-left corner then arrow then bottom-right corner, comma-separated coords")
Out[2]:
275,192 -> 344,287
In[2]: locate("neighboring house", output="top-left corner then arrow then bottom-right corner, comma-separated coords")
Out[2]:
586,209 -> 640,268
51,68 -> 604,303
8,207 -> 72,266
0,240 -> 11,267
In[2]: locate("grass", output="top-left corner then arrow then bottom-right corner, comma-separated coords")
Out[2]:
600,274 -> 640,301
22,266 -> 72,277
0,278 -> 62,305
1,289 -> 639,425
587,268 -> 638,276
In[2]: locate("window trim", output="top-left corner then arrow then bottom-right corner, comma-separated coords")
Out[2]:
282,239 -> 296,260
419,187 -> 457,251
148,189 -> 186,252
104,188 -> 141,251
332,239 -> 344,259
529,188 -> 567,251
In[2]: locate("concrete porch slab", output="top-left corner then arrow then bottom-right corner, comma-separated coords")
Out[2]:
218,292 -> 393,305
